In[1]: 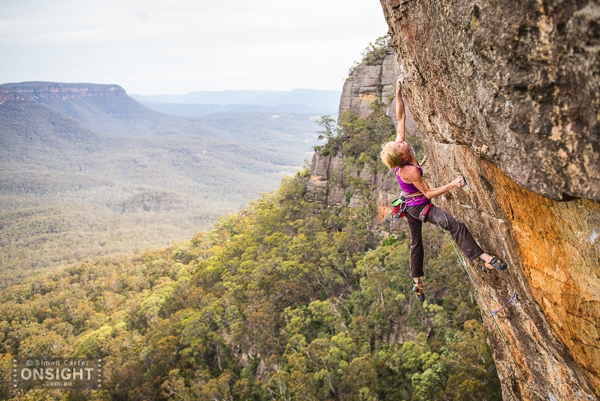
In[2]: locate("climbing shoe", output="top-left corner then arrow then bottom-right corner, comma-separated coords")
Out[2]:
486,257 -> 507,271
412,280 -> 425,302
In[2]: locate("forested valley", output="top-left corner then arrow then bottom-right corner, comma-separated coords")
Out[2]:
0,98 -> 502,400
0,85 -> 321,287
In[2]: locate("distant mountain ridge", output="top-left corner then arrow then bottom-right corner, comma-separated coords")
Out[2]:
1,82 -> 158,134
135,102 -> 332,116
131,88 -> 341,116
2,81 -> 124,98
1,82 -> 339,125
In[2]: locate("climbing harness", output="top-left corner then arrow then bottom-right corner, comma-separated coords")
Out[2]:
490,291 -> 517,316
391,192 -> 427,222
444,231 -> 539,401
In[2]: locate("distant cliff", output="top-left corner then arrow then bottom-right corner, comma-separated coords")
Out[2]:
1,82 -> 127,101
378,1 -> 600,400
0,88 -> 27,104
0,82 -> 154,134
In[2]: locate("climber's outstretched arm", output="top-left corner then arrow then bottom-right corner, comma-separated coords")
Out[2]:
395,76 -> 406,142
403,166 -> 466,199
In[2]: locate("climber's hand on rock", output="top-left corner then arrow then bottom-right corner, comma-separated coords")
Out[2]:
396,75 -> 403,93
452,176 -> 466,188
398,63 -> 407,84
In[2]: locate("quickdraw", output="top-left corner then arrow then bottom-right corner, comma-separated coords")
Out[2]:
489,292 -> 518,316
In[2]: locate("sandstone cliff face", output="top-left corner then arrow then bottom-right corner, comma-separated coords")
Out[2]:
378,1 -> 600,400
0,88 -> 27,105
1,82 -> 154,134
338,47 -> 418,133
1,82 -> 126,101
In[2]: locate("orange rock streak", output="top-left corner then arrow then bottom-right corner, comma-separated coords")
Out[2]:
483,162 -> 600,395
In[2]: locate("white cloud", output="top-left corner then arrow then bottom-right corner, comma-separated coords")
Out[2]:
0,0 -> 389,94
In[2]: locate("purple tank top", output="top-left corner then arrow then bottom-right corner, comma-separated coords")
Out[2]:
395,165 -> 429,206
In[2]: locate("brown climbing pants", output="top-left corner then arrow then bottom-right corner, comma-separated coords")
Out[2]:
406,203 -> 484,278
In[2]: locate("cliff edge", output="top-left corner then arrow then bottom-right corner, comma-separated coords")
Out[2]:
379,1 -> 599,400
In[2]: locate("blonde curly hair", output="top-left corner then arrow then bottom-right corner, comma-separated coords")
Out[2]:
380,141 -> 410,170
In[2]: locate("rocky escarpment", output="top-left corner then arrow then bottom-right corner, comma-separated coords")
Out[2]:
0,82 -> 155,134
379,1 -> 600,400
338,48 -> 399,120
1,82 -> 126,101
337,46 -> 417,135
0,88 -> 28,105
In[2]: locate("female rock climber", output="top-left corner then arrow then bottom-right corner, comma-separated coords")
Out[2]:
380,75 -> 507,302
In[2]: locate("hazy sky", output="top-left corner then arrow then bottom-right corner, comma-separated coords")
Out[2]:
0,0 -> 389,95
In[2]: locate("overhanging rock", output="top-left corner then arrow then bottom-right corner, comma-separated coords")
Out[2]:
379,0 -> 600,399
